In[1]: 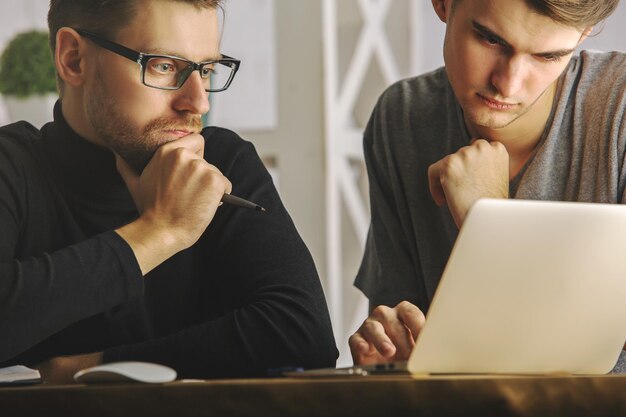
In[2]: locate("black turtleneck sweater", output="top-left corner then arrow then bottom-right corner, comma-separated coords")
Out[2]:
0,104 -> 337,378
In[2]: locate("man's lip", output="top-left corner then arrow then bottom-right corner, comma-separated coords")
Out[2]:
164,129 -> 194,137
477,94 -> 518,110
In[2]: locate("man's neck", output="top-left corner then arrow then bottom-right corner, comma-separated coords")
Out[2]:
60,94 -> 107,148
466,82 -> 557,179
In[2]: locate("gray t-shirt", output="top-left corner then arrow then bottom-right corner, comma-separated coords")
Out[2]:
355,51 -> 626,370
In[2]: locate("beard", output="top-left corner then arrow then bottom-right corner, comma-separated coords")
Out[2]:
86,70 -> 203,174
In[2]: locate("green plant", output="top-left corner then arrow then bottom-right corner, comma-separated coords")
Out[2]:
0,30 -> 57,97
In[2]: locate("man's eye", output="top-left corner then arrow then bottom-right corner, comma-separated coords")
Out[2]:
201,66 -> 216,78
480,33 -> 499,46
151,62 -> 176,74
542,55 -> 563,63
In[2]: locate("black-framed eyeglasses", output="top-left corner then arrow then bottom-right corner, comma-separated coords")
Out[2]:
74,28 -> 240,93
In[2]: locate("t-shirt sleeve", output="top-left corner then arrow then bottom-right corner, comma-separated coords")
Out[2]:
102,131 -> 338,378
354,90 -> 424,310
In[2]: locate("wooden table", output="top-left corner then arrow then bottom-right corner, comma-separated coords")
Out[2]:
3,374 -> 626,416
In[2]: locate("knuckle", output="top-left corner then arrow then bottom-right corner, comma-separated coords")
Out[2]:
361,317 -> 386,338
371,305 -> 392,320
438,156 -> 451,171
397,301 -> 425,321
185,158 -> 208,179
491,141 -> 508,155
443,155 -> 462,176
171,147 -> 189,162
153,145 -> 168,159
459,146 -> 475,159
396,300 -> 414,311
348,333 -> 361,348
362,317 -> 379,331
190,157 -> 207,169
412,309 -> 426,326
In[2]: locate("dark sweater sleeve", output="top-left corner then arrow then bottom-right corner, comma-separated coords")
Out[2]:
0,133 -> 144,363
103,129 -> 338,378
0,229 -> 144,363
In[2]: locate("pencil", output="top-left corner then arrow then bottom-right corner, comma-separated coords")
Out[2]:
221,193 -> 266,212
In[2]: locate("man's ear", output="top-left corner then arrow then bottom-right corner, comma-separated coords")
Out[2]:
578,26 -> 593,45
55,27 -> 88,88
432,0 -> 452,23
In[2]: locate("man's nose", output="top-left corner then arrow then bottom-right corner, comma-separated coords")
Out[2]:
173,70 -> 211,115
490,55 -> 526,99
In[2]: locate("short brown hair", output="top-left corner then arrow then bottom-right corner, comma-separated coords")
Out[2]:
526,0 -> 620,29
48,0 -> 222,94
48,0 -> 223,53
451,0 -> 619,29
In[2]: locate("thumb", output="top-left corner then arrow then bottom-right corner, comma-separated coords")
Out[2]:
427,162 -> 447,206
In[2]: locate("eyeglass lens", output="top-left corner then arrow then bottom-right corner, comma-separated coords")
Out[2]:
143,56 -> 234,91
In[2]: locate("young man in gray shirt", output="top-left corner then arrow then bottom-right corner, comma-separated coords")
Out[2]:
350,0 -> 625,369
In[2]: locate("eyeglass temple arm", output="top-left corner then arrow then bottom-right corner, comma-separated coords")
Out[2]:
75,29 -> 141,64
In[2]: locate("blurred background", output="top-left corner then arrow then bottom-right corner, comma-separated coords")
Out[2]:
0,0 -> 624,366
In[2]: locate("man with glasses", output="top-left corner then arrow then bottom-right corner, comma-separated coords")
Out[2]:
0,0 -> 337,383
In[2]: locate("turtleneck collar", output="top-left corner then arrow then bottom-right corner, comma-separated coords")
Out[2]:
41,101 -> 130,195
40,101 -> 137,233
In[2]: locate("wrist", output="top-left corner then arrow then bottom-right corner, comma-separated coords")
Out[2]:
115,215 -> 183,275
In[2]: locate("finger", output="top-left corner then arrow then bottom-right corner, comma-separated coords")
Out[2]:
395,301 -> 426,341
349,332 -> 385,365
370,305 -> 417,359
370,306 -> 415,359
359,319 -> 396,359
224,178 -> 233,195
489,140 -> 509,158
203,163 -> 232,196
161,133 -> 205,157
428,162 -> 447,206
469,137 -> 487,146
205,163 -> 225,176
348,332 -> 373,357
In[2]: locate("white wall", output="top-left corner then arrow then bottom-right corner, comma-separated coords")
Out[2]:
0,0 -> 49,125
0,0 -> 48,49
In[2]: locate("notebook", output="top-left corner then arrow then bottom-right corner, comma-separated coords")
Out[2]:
292,198 -> 626,377
0,365 -> 42,386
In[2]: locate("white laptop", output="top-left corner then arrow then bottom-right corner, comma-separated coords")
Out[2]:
294,198 -> 626,377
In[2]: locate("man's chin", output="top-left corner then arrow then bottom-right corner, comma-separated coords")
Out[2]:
110,133 -> 190,175
465,109 -> 523,131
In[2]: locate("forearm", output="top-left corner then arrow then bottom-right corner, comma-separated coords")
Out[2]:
102,291 -> 337,378
0,232 -> 143,363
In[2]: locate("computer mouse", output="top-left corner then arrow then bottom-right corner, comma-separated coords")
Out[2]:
73,361 -> 177,384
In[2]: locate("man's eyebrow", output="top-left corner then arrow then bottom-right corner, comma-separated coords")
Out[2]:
533,47 -> 576,59
472,20 -> 512,49
471,20 -> 576,58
